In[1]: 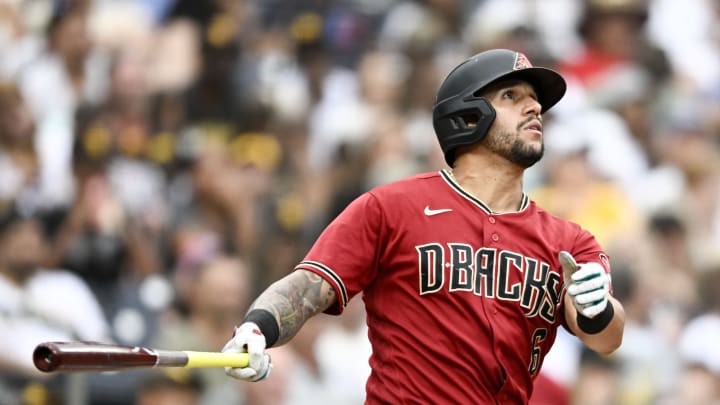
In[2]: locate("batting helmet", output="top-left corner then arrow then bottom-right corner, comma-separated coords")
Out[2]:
432,49 -> 567,166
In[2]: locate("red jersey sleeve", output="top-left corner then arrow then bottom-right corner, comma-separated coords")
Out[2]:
569,228 -> 612,274
294,191 -> 385,314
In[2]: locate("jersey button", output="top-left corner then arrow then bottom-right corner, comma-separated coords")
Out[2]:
491,233 -> 499,242
488,217 -> 496,224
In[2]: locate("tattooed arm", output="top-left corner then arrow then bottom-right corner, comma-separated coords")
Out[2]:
248,269 -> 337,346
222,269 -> 337,381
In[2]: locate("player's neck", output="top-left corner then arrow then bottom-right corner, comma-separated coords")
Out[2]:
450,158 -> 525,213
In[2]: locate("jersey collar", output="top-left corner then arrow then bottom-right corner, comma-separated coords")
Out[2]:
439,169 -> 529,215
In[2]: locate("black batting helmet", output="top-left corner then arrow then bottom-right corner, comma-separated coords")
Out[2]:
432,49 -> 567,166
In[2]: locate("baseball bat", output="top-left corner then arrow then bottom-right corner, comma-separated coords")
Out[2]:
33,342 -> 249,373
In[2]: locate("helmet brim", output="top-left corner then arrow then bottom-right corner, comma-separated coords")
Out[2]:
485,67 -> 567,113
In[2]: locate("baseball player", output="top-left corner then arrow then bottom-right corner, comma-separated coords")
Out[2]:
222,49 -> 625,404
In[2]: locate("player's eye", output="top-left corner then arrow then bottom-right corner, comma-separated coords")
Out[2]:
501,90 -> 515,100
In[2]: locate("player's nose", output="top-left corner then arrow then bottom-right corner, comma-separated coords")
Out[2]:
523,97 -> 542,118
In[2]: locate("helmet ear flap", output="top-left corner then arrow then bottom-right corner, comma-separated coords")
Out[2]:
432,97 -> 496,166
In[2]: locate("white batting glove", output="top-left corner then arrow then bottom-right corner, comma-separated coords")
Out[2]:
559,251 -> 611,319
222,322 -> 272,381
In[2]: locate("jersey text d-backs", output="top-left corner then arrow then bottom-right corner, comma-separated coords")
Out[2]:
294,170 -> 611,404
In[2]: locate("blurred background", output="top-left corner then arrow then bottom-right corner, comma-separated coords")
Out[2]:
0,0 -> 718,404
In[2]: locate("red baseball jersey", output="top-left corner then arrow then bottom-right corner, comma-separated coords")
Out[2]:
294,170 -> 611,404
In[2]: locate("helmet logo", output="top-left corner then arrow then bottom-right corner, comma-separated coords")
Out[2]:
513,52 -> 533,70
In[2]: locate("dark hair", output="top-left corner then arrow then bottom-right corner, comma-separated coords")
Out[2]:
648,212 -> 686,237
577,0 -> 649,39
45,0 -> 86,39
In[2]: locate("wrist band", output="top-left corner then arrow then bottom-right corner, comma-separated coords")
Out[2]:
576,302 -> 614,334
243,309 -> 280,348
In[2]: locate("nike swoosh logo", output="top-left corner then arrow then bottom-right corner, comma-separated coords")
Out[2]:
424,206 -> 453,216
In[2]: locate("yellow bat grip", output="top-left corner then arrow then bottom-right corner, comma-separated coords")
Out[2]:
183,351 -> 249,368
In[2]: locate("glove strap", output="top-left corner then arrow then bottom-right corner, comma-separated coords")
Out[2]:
576,302 -> 614,334
243,309 -> 280,347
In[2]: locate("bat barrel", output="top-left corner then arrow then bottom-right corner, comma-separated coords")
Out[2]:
33,342 -> 162,373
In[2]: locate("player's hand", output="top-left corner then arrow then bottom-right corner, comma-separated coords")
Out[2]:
222,322 -> 272,381
559,251 -> 610,319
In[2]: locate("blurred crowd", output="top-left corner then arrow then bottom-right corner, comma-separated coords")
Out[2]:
0,0 -> 718,404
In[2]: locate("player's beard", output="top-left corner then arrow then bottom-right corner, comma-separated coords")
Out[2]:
484,123 -> 544,168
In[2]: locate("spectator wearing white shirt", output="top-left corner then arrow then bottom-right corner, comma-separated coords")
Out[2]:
0,210 -> 110,402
